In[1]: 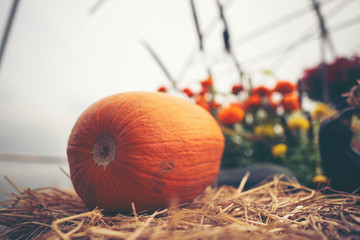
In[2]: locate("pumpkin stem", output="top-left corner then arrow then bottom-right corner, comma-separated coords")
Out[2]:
91,135 -> 116,169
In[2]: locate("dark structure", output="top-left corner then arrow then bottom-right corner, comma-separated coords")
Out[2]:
319,104 -> 360,193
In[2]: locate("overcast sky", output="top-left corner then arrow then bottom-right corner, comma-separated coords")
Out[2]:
0,0 -> 359,158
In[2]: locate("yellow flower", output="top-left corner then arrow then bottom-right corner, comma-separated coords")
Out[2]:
312,103 -> 329,119
254,125 -> 262,135
254,124 -> 275,137
272,143 -> 287,157
312,103 -> 336,120
287,115 -> 310,130
312,175 -> 328,184
263,124 -> 275,137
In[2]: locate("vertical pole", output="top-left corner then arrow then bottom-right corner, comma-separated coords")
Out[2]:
216,0 -> 247,87
0,0 -> 20,70
190,0 -> 204,52
310,0 -> 335,104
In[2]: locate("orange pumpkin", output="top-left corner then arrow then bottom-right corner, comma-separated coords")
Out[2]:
67,92 -> 224,214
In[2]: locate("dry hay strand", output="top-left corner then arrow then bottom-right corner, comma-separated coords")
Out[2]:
1,175 -> 360,240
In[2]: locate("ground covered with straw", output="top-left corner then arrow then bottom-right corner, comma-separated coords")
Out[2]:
1,176 -> 360,239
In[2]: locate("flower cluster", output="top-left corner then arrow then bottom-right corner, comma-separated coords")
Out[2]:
179,79 -> 299,126
300,55 -> 360,104
157,76 -> 325,186
158,76 -> 221,111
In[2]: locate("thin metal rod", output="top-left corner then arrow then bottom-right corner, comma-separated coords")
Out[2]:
244,14 -> 360,65
216,0 -> 231,53
89,0 -> 107,15
269,0 -> 355,70
216,0 -> 245,85
311,0 -> 337,57
0,0 -> 20,70
311,0 -> 332,103
141,40 -> 177,90
190,0 -> 203,52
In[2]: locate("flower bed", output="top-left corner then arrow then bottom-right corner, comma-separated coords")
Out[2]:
158,77 -> 334,187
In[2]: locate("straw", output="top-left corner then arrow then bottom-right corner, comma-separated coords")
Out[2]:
0,175 -> 359,239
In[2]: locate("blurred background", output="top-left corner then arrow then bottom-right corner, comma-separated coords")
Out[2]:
0,0 -> 359,198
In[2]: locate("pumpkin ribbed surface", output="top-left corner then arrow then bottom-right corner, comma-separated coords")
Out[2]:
67,92 -> 224,214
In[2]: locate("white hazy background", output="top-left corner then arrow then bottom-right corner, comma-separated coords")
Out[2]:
0,0 -> 359,158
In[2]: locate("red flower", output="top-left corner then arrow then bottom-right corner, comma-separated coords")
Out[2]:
199,87 -> 208,96
231,84 -> 244,95
252,86 -> 272,96
200,76 -> 213,89
274,81 -> 295,95
195,95 -> 210,111
299,55 -> 360,102
244,94 -> 262,111
198,76 -> 213,95
210,100 -> 221,110
157,86 -> 167,92
182,88 -> 194,98
281,94 -> 300,112
217,104 -> 245,125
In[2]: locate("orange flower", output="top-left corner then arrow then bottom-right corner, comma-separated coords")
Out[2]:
231,101 -> 245,109
282,94 -> 300,112
274,81 -> 295,95
182,88 -> 194,98
217,104 -> 245,124
244,94 -> 262,111
231,84 -> 244,95
252,86 -> 272,96
157,86 -> 167,92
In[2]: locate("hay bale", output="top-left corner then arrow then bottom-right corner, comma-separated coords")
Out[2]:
1,176 -> 359,239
